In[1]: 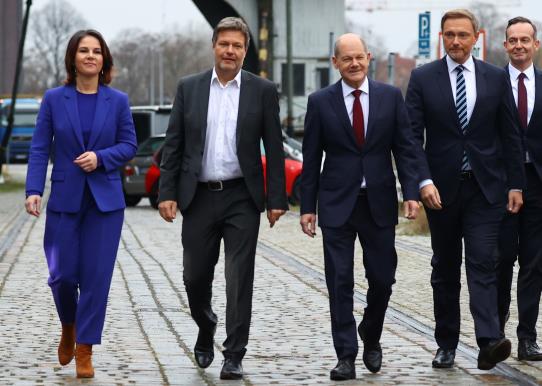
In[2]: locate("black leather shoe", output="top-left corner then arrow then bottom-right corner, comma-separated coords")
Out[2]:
194,326 -> 216,368
518,339 -> 542,361
220,358 -> 243,380
195,350 -> 214,369
432,348 -> 455,368
478,338 -> 511,370
363,344 -> 382,373
330,358 -> 356,381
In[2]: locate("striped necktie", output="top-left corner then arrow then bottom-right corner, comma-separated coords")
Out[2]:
455,65 -> 469,171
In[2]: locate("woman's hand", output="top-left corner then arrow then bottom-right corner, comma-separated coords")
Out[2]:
74,151 -> 98,172
25,195 -> 42,217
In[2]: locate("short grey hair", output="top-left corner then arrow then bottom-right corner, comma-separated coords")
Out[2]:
212,17 -> 250,48
334,35 -> 368,57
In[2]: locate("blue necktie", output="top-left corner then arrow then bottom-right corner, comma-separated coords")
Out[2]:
456,65 -> 469,171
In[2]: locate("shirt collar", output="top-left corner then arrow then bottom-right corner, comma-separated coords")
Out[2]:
446,54 -> 475,74
508,62 -> 534,80
211,67 -> 242,88
341,77 -> 369,98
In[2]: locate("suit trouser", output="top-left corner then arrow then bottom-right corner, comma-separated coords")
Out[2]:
426,177 -> 505,349
44,184 -> 124,344
497,163 -> 542,340
321,193 -> 397,360
181,181 -> 260,359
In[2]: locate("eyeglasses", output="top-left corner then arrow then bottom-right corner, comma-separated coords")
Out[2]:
443,32 -> 473,41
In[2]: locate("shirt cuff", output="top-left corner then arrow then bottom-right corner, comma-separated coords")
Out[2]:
419,179 -> 434,190
95,151 -> 102,167
26,191 -> 42,198
509,189 -> 522,193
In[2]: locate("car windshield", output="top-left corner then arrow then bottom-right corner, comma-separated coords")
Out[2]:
136,136 -> 165,156
1,111 -> 38,127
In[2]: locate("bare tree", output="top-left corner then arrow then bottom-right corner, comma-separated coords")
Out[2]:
110,25 -> 213,105
21,0 -> 88,93
470,2 -> 508,66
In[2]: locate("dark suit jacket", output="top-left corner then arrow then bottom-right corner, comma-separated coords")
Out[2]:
26,84 -> 137,212
158,69 -> 288,213
507,65 -> 542,181
300,79 -> 423,228
405,57 -> 525,205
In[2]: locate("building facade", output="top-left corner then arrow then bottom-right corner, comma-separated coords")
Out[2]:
0,0 -> 22,95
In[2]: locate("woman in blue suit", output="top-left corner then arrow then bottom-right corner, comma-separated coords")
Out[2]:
24,29 -> 137,378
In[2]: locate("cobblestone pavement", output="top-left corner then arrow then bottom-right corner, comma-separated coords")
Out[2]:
1,190 -> 541,385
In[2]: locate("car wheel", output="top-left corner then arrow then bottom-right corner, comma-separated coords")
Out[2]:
125,194 -> 141,207
289,177 -> 301,205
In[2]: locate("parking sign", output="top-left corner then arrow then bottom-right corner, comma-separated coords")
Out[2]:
419,12 -> 431,57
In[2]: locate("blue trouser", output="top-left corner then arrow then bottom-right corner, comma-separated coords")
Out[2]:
44,185 -> 123,344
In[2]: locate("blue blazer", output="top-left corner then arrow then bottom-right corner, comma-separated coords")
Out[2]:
300,79 -> 423,228
26,84 -> 137,213
405,57 -> 525,205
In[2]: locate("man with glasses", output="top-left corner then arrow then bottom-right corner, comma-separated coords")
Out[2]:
497,16 -> 542,361
405,9 -> 525,370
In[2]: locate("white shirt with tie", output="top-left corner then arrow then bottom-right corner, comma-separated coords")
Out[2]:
420,55 -> 477,189
508,62 -> 535,162
341,78 -> 369,188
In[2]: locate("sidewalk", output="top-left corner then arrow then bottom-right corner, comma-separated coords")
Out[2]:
0,196 -> 540,385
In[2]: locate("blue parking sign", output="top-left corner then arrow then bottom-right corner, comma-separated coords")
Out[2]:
419,12 -> 430,57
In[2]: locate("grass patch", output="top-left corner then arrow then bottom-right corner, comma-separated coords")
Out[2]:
397,202 -> 429,236
0,180 -> 25,193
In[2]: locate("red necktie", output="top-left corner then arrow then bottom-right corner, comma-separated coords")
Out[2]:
518,73 -> 528,130
352,89 -> 365,147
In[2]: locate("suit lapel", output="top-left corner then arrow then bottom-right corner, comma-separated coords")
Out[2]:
62,86 -> 85,151
365,79 -> 379,147
87,84 -> 111,149
236,70 -> 250,147
199,70 -> 212,146
469,57 -> 487,130
505,64 -> 522,125
436,58 -> 461,130
330,80 -> 359,148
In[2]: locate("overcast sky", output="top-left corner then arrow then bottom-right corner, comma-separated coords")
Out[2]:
32,0 -> 540,57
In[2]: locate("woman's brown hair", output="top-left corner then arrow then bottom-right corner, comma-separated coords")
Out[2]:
64,29 -> 113,85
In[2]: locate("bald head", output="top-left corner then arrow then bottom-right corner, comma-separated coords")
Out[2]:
332,33 -> 371,89
334,33 -> 368,57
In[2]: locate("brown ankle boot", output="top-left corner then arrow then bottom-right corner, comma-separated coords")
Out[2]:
75,344 -> 94,378
58,324 -> 75,366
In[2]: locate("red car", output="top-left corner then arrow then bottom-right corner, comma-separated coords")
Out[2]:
145,141 -> 302,209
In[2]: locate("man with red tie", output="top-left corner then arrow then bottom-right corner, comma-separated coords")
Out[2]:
300,33 -> 425,380
497,16 -> 542,361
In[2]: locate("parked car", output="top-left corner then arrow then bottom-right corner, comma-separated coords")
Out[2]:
122,134 -> 165,206
144,137 -> 303,209
0,98 -> 41,163
130,105 -> 171,144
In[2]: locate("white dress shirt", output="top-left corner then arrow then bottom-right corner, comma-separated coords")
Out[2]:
199,68 -> 243,182
508,62 -> 535,162
420,55 -> 477,189
341,78 -> 369,188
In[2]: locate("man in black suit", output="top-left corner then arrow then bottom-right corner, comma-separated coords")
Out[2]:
497,16 -> 542,361
158,17 -> 287,380
405,9 -> 525,370
300,33 -> 424,380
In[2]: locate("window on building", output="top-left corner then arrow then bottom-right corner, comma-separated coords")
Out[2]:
315,67 -> 330,89
281,63 -> 305,96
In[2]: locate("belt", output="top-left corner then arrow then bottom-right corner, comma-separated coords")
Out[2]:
459,170 -> 475,180
198,178 -> 244,191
